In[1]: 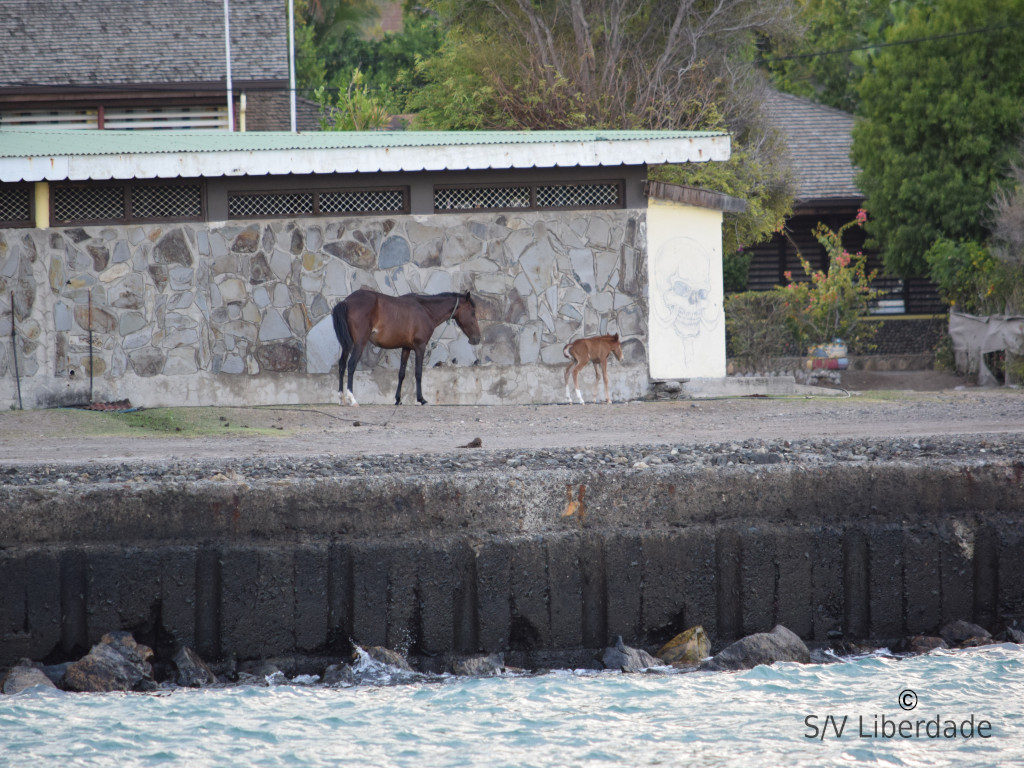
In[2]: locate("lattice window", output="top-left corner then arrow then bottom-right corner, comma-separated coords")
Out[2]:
434,186 -> 531,211
320,188 -> 405,214
228,193 -> 314,219
132,184 -> 203,220
53,185 -> 125,223
537,183 -> 620,209
0,184 -> 32,226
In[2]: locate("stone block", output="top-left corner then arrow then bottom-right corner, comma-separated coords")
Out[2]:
475,539 -> 513,653
868,526 -> 904,640
385,542 -> 420,652
904,530 -> 942,635
294,545 -> 329,653
219,547 -> 294,660
546,535 -> 583,649
0,550 -> 61,666
740,528 -> 776,636
604,532 -> 643,644
639,531 -> 686,639
775,530 -> 814,640
510,537 -> 549,650
350,542 -> 389,649
715,530 -> 742,642
811,527 -> 844,641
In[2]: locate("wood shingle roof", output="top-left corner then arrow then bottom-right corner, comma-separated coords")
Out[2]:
1,0 -> 287,89
764,90 -> 862,205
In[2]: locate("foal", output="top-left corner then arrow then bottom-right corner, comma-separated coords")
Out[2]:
563,333 -> 623,404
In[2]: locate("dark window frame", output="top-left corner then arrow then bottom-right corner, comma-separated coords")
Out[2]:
226,186 -> 410,220
433,179 -> 625,214
50,180 -> 206,226
0,182 -> 34,228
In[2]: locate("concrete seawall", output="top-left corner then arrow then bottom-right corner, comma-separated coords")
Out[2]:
2,460 -> 1023,669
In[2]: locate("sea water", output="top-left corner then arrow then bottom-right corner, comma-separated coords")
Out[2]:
2,644 -> 1022,767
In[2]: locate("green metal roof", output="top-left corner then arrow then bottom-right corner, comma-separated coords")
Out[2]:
0,128 -> 732,182
0,129 -> 727,157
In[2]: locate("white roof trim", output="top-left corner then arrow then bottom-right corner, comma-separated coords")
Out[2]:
1,134 -> 731,183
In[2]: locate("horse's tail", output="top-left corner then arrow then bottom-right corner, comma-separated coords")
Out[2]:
332,300 -> 353,351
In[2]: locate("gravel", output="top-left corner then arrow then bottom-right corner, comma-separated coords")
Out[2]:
2,433 -> 1021,488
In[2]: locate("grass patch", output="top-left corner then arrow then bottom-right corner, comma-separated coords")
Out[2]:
111,407 -> 286,436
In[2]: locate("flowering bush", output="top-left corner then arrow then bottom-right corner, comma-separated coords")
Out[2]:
776,210 -> 880,352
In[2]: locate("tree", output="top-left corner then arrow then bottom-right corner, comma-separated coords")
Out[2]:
296,0 -> 444,114
851,0 -> 1024,278
759,0 -> 898,113
408,0 -> 799,248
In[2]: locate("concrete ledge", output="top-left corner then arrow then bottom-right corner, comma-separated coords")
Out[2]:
2,461 -> 1022,667
677,375 -> 847,398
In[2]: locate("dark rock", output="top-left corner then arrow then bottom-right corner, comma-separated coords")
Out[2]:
701,625 -> 810,671
452,653 -> 505,676
154,229 -> 194,266
322,663 -> 355,686
323,646 -> 421,686
173,646 -> 217,688
907,636 -> 948,655
255,341 -> 304,372
363,646 -> 413,671
656,625 -> 711,666
829,639 -> 872,657
599,636 -> 662,673
324,239 -> 375,270
87,244 -> 110,271
237,660 -> 282,678
63,631 -> 156,693
1001,627 -> 1024,644
2,659 -> 58,694
959,636 -> 997,648
231,226 -> 260,254
40,662 -> 72,687
249,252 -> 273,284
939,620 -> 991,647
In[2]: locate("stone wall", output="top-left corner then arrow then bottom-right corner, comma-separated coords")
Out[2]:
2,460 -> 1022,667
0,209 -> 648,409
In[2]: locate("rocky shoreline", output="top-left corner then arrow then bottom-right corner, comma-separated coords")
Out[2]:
4,618 -> 1021,696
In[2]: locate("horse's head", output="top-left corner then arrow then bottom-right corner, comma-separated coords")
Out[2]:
454,291 -> 483,345
610,333 -> 624,361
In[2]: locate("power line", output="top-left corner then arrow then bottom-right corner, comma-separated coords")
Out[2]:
758,20 -> 1024,64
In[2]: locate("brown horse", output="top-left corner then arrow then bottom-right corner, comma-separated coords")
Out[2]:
563,333 -> 623,404
332,289 -> 482,406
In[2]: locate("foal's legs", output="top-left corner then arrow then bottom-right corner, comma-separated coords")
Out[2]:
571,359 -> 588,404
597,357 -> 611,404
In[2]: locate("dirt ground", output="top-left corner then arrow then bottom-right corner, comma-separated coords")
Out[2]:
2,369 -> 1021,467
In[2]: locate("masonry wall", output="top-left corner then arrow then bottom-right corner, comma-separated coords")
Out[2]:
0,209 -> 649,409
2,461 -> 1022,668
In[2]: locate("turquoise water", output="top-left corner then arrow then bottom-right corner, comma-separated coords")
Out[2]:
2,645 -> 1022,767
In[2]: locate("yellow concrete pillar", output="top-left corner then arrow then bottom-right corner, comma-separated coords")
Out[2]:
34,182 -> 49,229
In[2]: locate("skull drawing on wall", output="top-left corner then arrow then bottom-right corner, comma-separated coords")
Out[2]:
652,237 -> 719,341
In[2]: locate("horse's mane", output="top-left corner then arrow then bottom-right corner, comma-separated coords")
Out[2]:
412,291 -> 475,307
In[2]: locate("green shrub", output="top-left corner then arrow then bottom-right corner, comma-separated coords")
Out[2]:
725,291 -> 794,372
